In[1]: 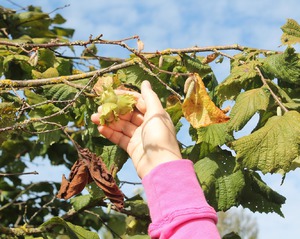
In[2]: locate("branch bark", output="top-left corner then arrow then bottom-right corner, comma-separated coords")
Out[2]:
0,60 -> 135,89
0,171 -> 38,177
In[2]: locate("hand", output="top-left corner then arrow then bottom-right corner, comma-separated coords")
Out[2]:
91,81 -> 182,178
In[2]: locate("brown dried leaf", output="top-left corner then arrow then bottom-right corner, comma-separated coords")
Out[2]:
79,147 -> 124,211
57,160 -> 91,200
202,52 -> 219,64
57,146 -> 124,211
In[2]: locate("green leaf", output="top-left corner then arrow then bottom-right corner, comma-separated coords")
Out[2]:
125,197 -> 150,218
55,57 -> 73,76
216,60 -> 260,103
70,195 -> 93,211
194,151 -> 285,215
52,26 -> 75,38
125,235 -> 150,239
25,89 -> 47,104
281,19 -> 300,45
41,67 -> 59,78
37,48 -> 56,70
53,13 -> 66,24
196,122 -> 232,147
35,123 -> 61,147
100,145 -> 128,171
232,110 -> 300,174
86,181 -> 106,199
194,151 -> 245,211
66,221 -> 99,239
228,87 -> 270,131
3,54 -> 32,80
181,54 -> 213,77
116,64 -> 169,101
43,83 -> 78,101
240,171 -> 286,216
165,101 -> 183,125
41,217 -> 99,239
262,47 -> 300,85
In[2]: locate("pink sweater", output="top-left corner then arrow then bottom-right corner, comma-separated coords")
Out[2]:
142,160 -> 221,239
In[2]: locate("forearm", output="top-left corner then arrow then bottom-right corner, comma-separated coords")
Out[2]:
142,160 -> 221,239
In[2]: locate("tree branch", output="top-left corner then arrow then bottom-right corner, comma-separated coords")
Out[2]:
0,60 -> 136,89
255,66 -> 289,113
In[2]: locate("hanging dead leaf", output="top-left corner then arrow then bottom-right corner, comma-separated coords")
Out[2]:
182,73 -> 230,128
80,147 -> 124,210
57,145 -> 124,211
57,159 -> 92,200
202,52 -> 219,64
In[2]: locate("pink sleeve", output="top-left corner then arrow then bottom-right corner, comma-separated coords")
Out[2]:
142,160 -> 221,239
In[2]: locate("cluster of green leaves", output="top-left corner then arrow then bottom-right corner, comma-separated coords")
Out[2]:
0,3 -> 299,238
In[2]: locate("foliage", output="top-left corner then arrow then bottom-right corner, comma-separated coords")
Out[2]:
0,4 -> 300,238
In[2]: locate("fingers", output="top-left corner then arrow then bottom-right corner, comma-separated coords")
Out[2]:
141,81 -> 164,114
97,125 -> 130,150
91,107 -> 144,126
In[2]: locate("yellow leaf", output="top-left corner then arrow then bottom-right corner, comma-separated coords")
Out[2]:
182,73 -> 230,128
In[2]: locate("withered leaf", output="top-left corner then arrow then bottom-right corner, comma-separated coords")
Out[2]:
80,147 -> 124,210
182,73 -> 230,128
57,146 -> 124,211
57,159 -> 92,200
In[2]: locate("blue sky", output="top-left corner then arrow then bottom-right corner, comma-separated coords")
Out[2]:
3,0 -> 300,238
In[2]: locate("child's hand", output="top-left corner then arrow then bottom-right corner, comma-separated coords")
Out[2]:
91,81 -> 182,178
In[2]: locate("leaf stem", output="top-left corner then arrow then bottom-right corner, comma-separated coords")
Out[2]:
255,66 -> 289,113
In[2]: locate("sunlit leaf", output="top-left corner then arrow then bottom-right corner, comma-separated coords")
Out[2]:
262,46 -> 300,85
182,73 -> 230,128
53,13 -> 67,24
100,144 -> 128,171
281,18 -> 300,45
181,54 -> 213,77
196,122 -> 233,147
228,87 -> 270,131
194,151 -> 285,215
41,217 -> 99,239
216,60 -> 260,102
232,111 -> 300,174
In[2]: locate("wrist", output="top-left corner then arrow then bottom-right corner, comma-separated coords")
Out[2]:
136,153 -> 182,179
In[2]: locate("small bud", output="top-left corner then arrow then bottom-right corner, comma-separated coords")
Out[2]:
277,106 -> 282,116
29,50 -> 38,66
184,75 -> 196,94
137,39 -> 144,53
158,55 -> 164,68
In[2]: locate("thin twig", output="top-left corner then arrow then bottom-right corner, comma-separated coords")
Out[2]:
136,61 -> 182,99
0,171 -> 38,177
84,210 -> 122,239
0,183 -> 36,211
27,196 -> 56,224
0,69 -> 110,133
255,66 -> 289,113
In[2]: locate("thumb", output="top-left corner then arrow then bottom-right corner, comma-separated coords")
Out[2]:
141,81 -> 164,113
